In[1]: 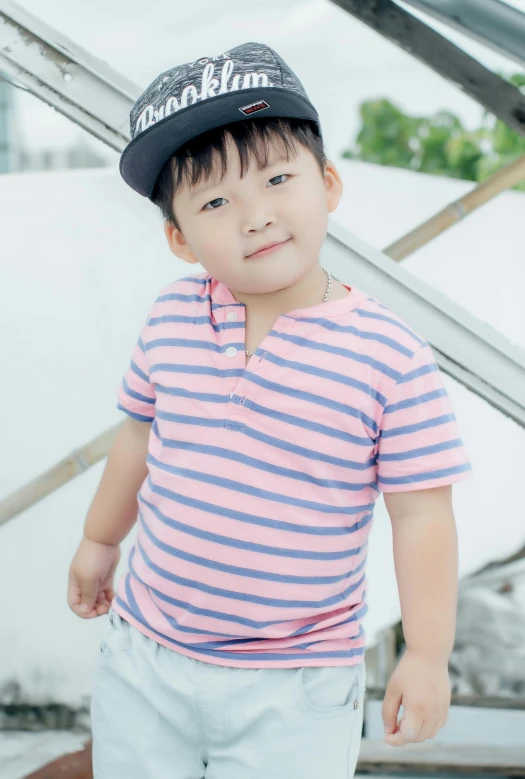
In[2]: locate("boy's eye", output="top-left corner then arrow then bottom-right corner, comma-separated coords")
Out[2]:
202,174 -> 290,211
203,197 -> 227,211
268,174 -> 289,187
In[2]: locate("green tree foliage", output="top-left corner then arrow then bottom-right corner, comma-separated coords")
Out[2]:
342,73 -> 525,191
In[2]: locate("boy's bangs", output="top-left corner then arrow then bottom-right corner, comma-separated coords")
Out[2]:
173,120 -> 300,195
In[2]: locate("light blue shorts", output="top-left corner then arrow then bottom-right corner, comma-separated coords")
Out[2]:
91,607 -> 366,778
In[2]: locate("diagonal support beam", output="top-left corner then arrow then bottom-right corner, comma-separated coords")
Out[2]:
324,219 -> 525,428
383,154 -> 525,261
0,0 -> 139,149
401,0 -> 525,71
329,0 -> 525,137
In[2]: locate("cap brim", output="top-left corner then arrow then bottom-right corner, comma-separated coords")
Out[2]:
119,87 -> 321,199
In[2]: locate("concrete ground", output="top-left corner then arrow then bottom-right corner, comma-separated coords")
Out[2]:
0,731 -> 491,779
0,731 -> 91,779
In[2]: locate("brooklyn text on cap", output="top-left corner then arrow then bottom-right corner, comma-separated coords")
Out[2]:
119,41 -> 322,199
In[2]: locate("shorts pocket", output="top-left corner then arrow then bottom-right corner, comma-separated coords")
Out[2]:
99,607 -> 132,657
293,661 -> 365,719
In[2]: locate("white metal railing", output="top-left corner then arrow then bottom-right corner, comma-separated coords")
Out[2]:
0,0 -> 138,150
324,221 -> 525,427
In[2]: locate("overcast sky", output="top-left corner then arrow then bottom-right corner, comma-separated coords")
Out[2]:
6,0 -> 525,163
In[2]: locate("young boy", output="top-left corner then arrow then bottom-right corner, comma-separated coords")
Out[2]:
67,42 -> 473,778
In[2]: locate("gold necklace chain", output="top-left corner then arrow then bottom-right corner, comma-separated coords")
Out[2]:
245,266 -> 332,357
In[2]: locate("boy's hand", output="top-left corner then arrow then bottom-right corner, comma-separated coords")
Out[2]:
382,649 -> 450,746
67,537 -> 121,619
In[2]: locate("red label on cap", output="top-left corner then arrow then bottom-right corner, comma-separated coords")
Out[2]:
239,100 -> 270,116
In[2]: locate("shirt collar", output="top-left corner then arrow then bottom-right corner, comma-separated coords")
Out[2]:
210,274 -> 368,319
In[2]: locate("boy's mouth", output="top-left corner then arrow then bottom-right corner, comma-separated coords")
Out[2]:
246,238 -> 291,258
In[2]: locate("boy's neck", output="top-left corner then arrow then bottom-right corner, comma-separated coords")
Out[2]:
229,264 -> 349,318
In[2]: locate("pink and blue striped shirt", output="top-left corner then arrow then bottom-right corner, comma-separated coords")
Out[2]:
113,271 -> 473,668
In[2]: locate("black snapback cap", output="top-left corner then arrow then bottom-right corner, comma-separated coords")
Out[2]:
119,41 -> 322,200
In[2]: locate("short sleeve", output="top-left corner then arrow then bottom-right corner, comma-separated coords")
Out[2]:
376,342 -> 473,492
116,320 -> 156,423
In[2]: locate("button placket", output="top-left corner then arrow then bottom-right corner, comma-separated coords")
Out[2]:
224,307 -> 244,413
223,305 -> 278,424
224,307 -> 243,362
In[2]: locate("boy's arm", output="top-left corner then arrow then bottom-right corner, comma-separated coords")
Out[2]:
374,338 -> 472,745
83,416 -> 152,546
384,485 -> 458,664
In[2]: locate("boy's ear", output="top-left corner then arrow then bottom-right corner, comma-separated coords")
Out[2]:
323,159 -> 343,214
163,222 -> 200,265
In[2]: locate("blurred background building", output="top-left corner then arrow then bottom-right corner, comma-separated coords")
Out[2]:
0,73 -> 108,174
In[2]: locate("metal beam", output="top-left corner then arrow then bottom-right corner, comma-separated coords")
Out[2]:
324,219 -> 525,428
400,0 -> 525,70
383,154 -> 525,261
1,0 -> 525,428
0,0 -> 139,150
329,0 -> 525,138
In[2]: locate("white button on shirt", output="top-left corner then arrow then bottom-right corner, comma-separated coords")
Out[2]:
225,346 -> 238,358
226,311 -> 238,321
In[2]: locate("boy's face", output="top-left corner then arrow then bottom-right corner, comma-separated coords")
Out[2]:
164,132 -> 343,297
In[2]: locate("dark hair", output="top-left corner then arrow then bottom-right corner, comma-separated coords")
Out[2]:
150,116 -> 327,231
